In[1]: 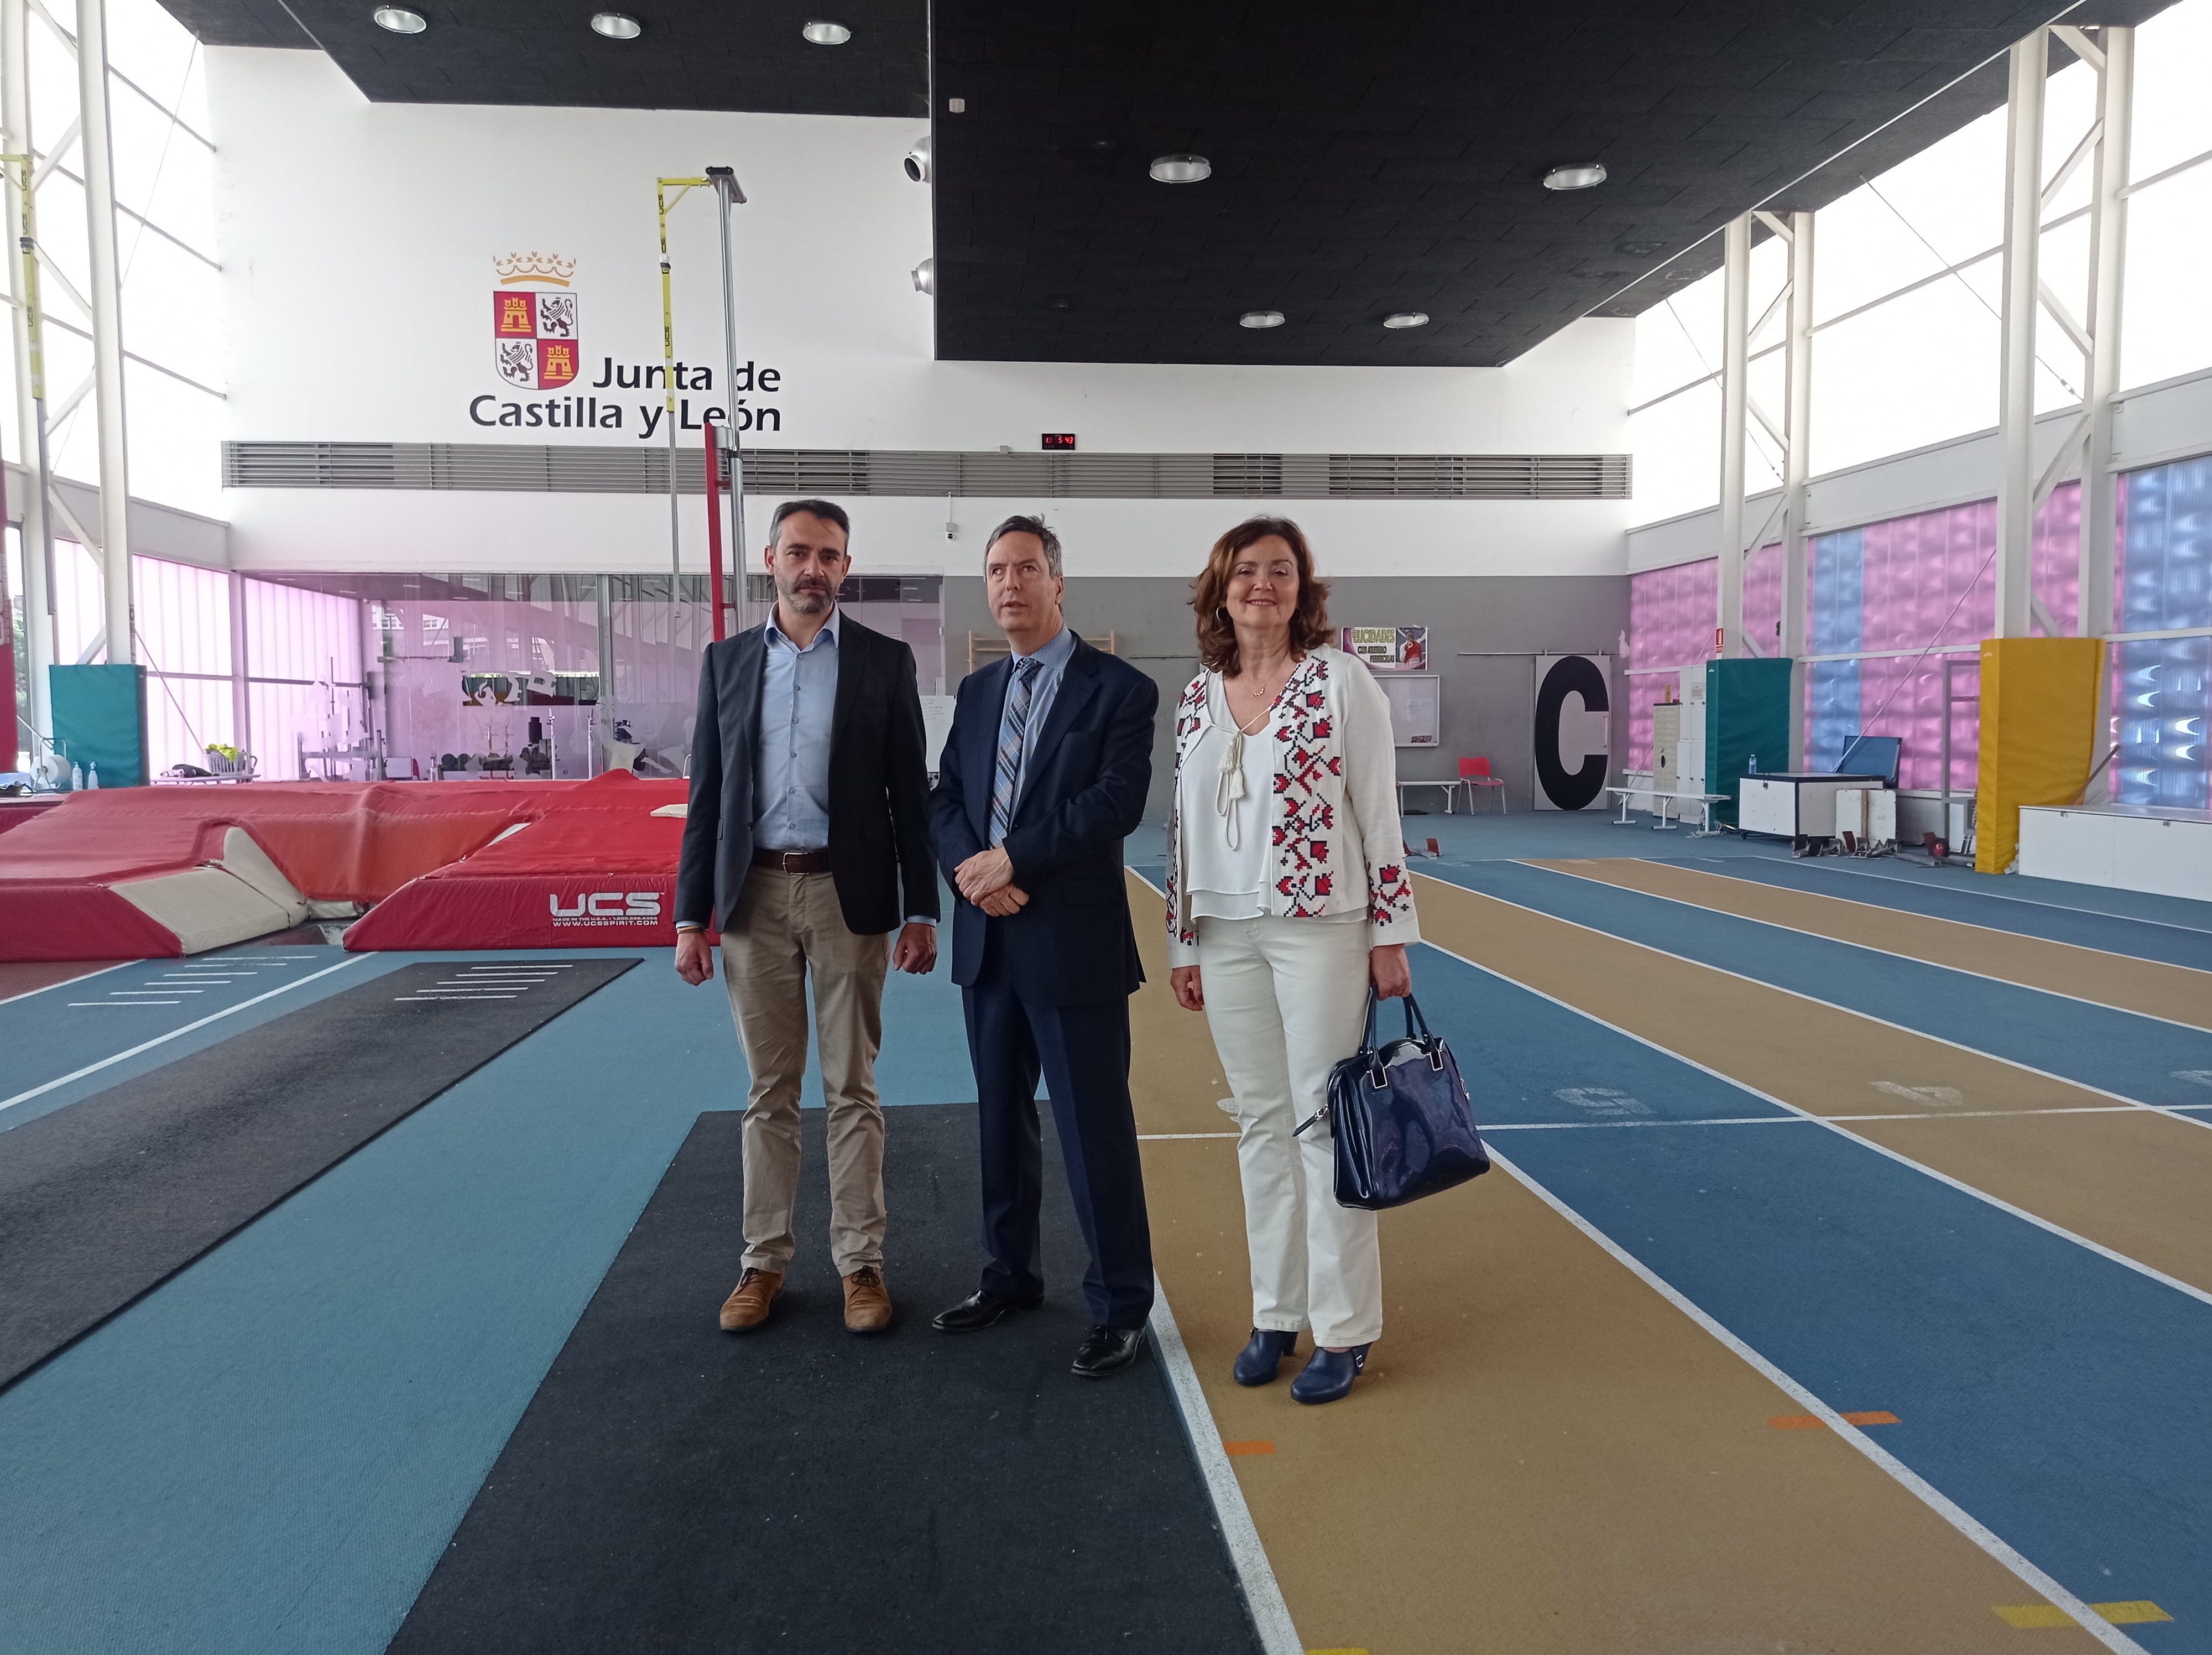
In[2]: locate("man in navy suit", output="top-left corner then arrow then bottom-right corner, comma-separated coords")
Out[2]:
928,515 -> 1159,1378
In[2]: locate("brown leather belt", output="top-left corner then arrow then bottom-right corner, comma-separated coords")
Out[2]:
752,846 -> 833,873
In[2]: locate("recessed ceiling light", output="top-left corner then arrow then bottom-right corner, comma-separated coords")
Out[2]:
590,12 -> 641,38
1383,311 -> 1428,329
911,257 -> 934,295
1543,163 -> 1608,191
802,19 -> 852,44
1240,310 -> 1285,329
371,6 -> 426,32
1149,154 -> 1211,184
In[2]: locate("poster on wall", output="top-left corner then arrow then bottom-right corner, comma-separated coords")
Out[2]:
1343,626 -> 1428,671
1532,653 -> 1612,810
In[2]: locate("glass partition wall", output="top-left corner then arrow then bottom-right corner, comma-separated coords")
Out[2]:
246,571 -> 946,784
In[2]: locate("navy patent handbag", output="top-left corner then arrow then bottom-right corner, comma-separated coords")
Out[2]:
1298,990 -> 1490,1210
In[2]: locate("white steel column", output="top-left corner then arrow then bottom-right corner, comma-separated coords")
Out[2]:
1781,210 -> 1815,767
74,0 -> 131,664
1994,32 -> 2046,641
2,0 -> 52,737
1715,213 -> 1751,659
2079,25 -> 2131,642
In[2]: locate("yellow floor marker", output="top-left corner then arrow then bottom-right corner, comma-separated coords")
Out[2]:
1995,1602 -> 2172,1628
1770,1410 -> 1899,1429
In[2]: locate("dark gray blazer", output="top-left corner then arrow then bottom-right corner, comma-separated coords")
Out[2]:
675,614 -> 940,936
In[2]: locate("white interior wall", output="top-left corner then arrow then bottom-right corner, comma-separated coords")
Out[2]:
207,48 -> 1632,579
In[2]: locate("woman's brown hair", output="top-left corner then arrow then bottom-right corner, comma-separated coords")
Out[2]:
1192,516 -> 1333,676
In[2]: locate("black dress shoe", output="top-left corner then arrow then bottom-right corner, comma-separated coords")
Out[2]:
1233,1328 -> 1300,1387
1071,1325 -> 1146,1378
931,1287 -> 1044,1334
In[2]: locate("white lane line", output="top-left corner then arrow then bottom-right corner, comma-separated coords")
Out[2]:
1483,1104 -> 2150,1131
393,994 -> 517,1001
111,988 -> 204,996
1145,1278 -> 1302,1655
1,957 -> 363,1117
1413,931 -> 2212,1313
1137,1132 -> 1240,1141
1528,860 -> 2212,1034
67,1000 -> 180,1007
1727,856 -> 2212,939
1427,873 -> 2212,1137
1489,1145 -> 2152,1654
0,962 -> 133,1008
435,980 -> 535,987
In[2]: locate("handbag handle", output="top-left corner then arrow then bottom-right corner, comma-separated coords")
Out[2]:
1360,986 -> 1435,1049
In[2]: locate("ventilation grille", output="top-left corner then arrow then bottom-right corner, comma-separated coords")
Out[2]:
225,442 -> 1630,501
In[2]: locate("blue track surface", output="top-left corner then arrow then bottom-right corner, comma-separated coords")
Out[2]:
0,946 -> 980,1655
1414,941 -> 2208,1648
1418,860 -> 2212,1115
1680,856 -> 2212,971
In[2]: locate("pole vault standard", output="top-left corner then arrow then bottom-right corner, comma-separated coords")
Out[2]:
704,417 -> 726,640
655,175 -> 708,603
705,167 -> 747,611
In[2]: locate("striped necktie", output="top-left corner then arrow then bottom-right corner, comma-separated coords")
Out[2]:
990,656 -> 1044,846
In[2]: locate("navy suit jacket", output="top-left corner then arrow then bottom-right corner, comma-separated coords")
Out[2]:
930,634 -> 1157,1007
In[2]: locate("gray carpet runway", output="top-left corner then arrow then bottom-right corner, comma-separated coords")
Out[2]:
387,1105 -> 1264,1655
0,958 -> 635,1390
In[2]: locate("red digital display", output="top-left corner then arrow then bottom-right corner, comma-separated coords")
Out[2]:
1041,433 -> 1077,450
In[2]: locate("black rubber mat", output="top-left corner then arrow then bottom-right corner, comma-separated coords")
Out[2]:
387,1106 -> 1264,1655
0,958 -> 634,1391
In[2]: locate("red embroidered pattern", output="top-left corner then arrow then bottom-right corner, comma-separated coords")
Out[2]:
1164,675 -> 1208,947
1270,656 -> 1340,917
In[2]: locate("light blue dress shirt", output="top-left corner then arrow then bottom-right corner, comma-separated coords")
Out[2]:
992,622 -> 1078,842
753,608 -> 839,852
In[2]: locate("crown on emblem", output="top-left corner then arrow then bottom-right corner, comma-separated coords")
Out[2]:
494,251 -> 576,287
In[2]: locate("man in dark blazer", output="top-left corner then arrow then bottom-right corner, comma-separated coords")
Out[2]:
675,498 -> 940,1338
928,514 -> 1159,1378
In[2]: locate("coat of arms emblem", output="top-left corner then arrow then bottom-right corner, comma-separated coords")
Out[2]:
492,252 -> 580,389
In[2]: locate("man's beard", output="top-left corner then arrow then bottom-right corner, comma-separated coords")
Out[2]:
782,581 -> 833,614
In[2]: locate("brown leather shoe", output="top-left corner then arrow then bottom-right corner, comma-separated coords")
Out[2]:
718,1267 -> 783,1332
843,1266 -> 893,1334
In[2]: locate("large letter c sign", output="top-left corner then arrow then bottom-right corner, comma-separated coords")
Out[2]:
1533,654 -> 1611,811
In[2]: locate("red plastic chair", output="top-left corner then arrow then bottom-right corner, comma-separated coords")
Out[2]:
1458,756 -> 1507,814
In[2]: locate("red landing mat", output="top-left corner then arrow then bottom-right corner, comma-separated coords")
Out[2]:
0,773 -> 688,960
342,780 -> 689,951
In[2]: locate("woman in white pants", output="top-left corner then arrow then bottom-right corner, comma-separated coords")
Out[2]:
1165,516 -> 1419,1405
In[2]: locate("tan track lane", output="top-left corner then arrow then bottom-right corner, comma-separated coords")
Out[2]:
1526,857 -> 2212,1029
1413,873 -> 2212,1299
1122,871 -> 2104,1655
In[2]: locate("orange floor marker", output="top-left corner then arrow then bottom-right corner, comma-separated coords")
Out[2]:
1223,1440 -> 1276,1456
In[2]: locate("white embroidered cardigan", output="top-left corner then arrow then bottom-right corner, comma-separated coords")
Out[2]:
1165,645 -> 1419,966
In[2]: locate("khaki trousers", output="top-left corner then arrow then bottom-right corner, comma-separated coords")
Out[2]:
720,866 -> 893,1276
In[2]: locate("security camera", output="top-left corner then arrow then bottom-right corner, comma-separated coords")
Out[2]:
904,134 -> 930,184
911,257 -> 935,295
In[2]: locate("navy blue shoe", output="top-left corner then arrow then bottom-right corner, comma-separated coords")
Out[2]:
1290,1343 -> 1370,1404
1233,1329 -> 1299,1387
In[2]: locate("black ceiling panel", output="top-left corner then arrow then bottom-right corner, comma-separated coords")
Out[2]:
158,1 -> 929,117
928,1 -> 2176,367
158,0 -> 2174,366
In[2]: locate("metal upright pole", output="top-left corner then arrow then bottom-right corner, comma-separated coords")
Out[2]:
1782,209 -> 1815,767
76,0 -> 132,664
1995,31 -> 2046,641
2080,27 -> 2131,644
3,0 -> 53,741
1716,214 -> 1751,660
708,167 -> 748,566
